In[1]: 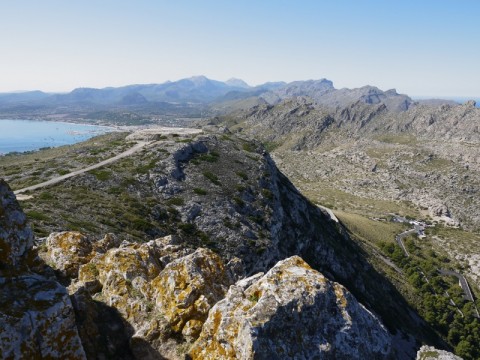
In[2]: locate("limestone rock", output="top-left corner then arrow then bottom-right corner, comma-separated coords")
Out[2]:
46,231 -> 92,278
189,256 -> 392,360
416,345 -> 463,360
72,236 -> 231,358
152,248 -> 232,336
0,179 -> 34,267
92,233 -> 121,254
0,274 -> 85,359
0,180 -> 86,359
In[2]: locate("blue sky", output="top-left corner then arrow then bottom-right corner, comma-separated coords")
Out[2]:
1,0 -> 479,96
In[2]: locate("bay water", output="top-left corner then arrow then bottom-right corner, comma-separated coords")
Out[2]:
0,119 -> 114,154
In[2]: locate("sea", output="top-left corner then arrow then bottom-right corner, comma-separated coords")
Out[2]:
0,119 -> 114,155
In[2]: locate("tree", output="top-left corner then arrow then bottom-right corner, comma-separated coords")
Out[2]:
455,340 -> 474,360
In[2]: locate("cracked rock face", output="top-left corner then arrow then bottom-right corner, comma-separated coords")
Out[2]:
45,231 -> 93,278
0,180 -> 85,359
0,179 -> 34,267
0,274 -> 85,359
64,235 -> 232,358
189,256 -> 392,360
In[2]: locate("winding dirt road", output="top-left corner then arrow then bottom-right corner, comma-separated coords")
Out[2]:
14,127 -> 204,200
14,141 -> 151,199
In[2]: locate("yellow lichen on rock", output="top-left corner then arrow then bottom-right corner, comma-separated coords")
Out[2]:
189,255 -> 392,360
69,236 -> 232,358
45,231 -> 92,278
152,248 -> 232,334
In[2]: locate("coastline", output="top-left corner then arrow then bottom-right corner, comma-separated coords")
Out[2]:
0,119 -> 123,156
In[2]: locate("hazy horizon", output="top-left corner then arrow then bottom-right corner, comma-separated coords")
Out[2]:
2,76 -> 480,101
1,0 -> 479,97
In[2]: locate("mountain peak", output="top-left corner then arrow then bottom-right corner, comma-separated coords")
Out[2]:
187,75 -> 210,85
225,78 -> 250,88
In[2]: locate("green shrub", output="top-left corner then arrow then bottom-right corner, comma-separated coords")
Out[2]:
178,223 -> 196,235
90,170 -> 111,181
233,196 -> 245,207
261,189 -> 274,200
198,152 -> 219,162
236,171 -> 248,180
26,210 -> 50,221
166,197 -> 185,206
193,188 -> 207,195
236,185 -> 247,192
39,192 -> 54,200
203,171 -> 221,185
242,143 -> 256,153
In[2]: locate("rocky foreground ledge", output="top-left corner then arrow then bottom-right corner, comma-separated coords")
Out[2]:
0,179 -> 460,359
0,179 -> 86,359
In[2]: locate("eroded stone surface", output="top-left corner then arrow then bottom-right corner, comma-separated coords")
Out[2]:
190,256 -> 392,360
64,234 -> 231,358
0,179 -> 34,267
46,231 -> 92,278
416,345 -> 463,360
152,248 -> 232,336
0,180 -> 86,359
0,274 -> 85,359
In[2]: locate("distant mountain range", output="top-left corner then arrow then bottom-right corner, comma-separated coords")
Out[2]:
0,75 -> 470,109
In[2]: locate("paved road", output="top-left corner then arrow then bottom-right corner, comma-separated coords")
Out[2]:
14,141 -> 151,197
395,229 -> 416,257
438,269 -> 475,302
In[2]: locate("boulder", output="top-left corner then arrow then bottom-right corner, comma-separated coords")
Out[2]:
46,231 -> 92,278
416,345 -> 463,360
152,248 -> 232,338
73,237 -> 231,357
189,256 -> 392,359
0,274 -> 85,359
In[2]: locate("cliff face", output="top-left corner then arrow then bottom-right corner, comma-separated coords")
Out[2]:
0,180 -> 85,359
0,178 -> 34,267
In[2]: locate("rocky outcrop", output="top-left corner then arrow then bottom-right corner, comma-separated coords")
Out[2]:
0,180 -> 85,359
46,231 -> 93,278
0,179 -> 34,267
0,274 -> 85,359
189,256 -> 392,359
152,248 -> 232,340
56,234 -> 233,358
416,345 -> 463,360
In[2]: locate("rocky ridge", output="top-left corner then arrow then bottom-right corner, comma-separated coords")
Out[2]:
2,132 -> 448,358
41,228 -> 397,359
1,179 -> 397,359
211,97 -> 480,230
190,256 -> 392,359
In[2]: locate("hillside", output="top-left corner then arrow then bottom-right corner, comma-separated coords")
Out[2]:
210,97 -> 480,229
0,129 -> 447,358
207,94 -> 480,359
